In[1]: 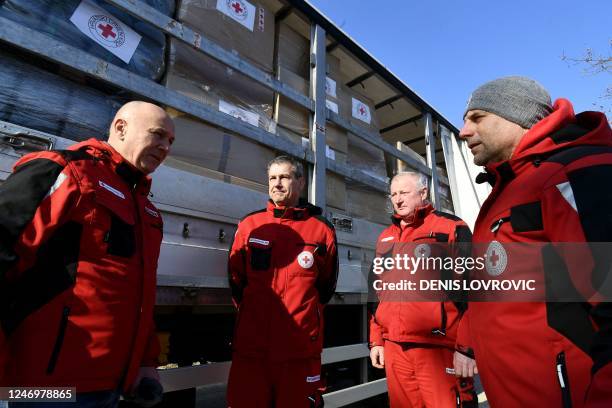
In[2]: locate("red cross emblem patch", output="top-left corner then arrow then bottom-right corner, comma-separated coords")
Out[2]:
297,251 -> 314,269
485,240 -> 507,276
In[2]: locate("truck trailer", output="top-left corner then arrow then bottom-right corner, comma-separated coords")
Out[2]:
0,0 -> 487,406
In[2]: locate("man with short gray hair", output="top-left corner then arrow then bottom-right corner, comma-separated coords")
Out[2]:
369,172 -> 476,407
227,155 -> 338,407
459,76 -> 612,406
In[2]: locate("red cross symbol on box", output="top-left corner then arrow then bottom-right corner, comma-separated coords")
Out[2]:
231,1 -> 243,13
98,23 -> 116,39
359,105 -> 366,115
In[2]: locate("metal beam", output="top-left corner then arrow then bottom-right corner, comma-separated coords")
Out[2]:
158,344 -> 372,393
326,41 -> 340,53
425,113 -> 441,209
103,0 -> 313,111
375,94 -> 403,110
323,378 -> 387,407
321,343 -> 369,364
346,71 -> 375,88
380,114 -> 423,134
327,110 -> 431,176
274,5 -> 293,21
326,159 -> 387,193
404,135 -> 425,146
310,24 -> 327,208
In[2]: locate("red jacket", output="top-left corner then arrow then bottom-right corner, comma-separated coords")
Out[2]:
0,139 -> 161,392
228,201 -> 338,361
460,100 -> 612,407
369,204 -> 472,349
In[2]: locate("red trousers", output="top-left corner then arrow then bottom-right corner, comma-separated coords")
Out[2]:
227,354 -> 323,407
384,341 -> 475,408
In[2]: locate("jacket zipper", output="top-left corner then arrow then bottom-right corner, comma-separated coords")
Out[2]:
312,305 -> 321,341
47,306 -> 70,374
556,351 -> 572,408
431,302 -> 447,336
490,216 -> 511,234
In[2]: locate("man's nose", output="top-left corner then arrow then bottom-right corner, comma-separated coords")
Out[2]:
458,123 -> 472,140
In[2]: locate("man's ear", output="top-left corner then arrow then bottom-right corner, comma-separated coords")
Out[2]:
114,118 -> 127,140
420,187 -> 428,201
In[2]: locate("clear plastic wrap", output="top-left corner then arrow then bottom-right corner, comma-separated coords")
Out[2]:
346,183 -> 393,226
165,39 -> 276,133
177,0 -> 275,73
0,50 -> 125,142
0,0 -> 174,81
165,108 -> 277,189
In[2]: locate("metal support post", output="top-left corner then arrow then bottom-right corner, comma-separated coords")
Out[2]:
309,24 -> 327,208
424,112 -> 441,209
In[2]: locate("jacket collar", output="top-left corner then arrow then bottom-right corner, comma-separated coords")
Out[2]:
475,99 -> 612,187
72,138 -> 152,194
391,202 -> 433,228
267,199 -> 322,220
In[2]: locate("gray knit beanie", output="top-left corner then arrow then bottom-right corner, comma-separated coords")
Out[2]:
464,76 -> 553,129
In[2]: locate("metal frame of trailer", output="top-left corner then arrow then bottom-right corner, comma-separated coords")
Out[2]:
0,0 -> 471,405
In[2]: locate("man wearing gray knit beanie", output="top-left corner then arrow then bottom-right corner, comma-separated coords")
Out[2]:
456,75 -> 612,407
460,76 -> 553,166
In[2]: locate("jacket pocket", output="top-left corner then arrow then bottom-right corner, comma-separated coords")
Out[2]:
93,186 -> 136,259
556,351 -> 572,408
47,306 -> 70,374
104,214 -> 136,258
250,246 -> 272,270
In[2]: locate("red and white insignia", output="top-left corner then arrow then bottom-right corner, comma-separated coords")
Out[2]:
414,243 -> 431,258
88,15 -> 125,48
227,0 -> 248,20
297,251 -> 314,269
485,240 -> 507,276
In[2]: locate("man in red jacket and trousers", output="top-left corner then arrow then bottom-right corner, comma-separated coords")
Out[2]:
227,156 -> 338,407
0,101 -> 174,407
369,171 -> 477,407
459,76 -> 612,407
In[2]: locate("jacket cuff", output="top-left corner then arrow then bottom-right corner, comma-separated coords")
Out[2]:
455,345 -> 475,359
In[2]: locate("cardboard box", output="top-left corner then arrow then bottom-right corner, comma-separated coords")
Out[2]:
166,109 -> 277,186
176,0 -> 275,73
347,133 -> 388,182
274,66 -> 347,153
303,171 -> 346,211
346,184 -> 391,225
165,40 -> 275,131
277,22 -> 310,78
340,85 -> 380,133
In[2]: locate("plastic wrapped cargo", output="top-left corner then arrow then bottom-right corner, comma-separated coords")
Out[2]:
346,184 -> 392,226
0,51 -> 125,141
0,0 -> 175,81
165,39 -> 276,133
176,0 -> 275,73
165,108 -> 277,189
